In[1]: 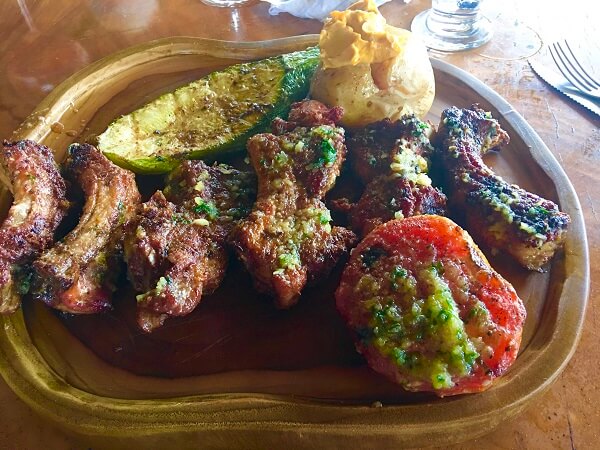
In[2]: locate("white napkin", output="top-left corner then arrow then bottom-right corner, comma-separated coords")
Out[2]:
263,0 -> 395,21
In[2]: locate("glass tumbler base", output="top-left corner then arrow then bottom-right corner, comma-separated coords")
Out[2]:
411,9 -> 493,52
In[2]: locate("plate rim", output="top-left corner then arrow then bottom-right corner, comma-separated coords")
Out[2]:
0,35 -> 590,445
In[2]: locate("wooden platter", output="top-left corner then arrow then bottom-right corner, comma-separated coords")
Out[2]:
0,36 -> 589,448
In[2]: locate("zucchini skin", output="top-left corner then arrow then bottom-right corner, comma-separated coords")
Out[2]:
99,47 -> 320,174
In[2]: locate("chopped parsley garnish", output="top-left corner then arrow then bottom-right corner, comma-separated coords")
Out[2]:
171,213 -> 192,224
193,198 -> 218,219
154,275 -> 172,294
314,139 -> 337,167
277,252 -> 300,272
390,266 -> 408,290
273,151 -> 289,168
431,261 -> 444,275
17,272 -> 33,295
528,205 -> 550,216
321,140 -> 337,165
318,211 -> 331,224
411,121 -> 429,137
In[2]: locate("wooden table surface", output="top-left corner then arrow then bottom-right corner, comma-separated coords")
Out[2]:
0,0 -> 598,448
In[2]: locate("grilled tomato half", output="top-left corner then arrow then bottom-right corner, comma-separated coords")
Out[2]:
335,215 -> 526,396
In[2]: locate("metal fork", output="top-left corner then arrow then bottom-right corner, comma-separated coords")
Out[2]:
548,40 -> 600,99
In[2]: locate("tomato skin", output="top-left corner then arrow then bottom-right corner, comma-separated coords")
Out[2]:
335,216 -> 526,396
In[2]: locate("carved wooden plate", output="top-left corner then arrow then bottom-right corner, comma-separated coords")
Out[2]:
0,36 -> 589,447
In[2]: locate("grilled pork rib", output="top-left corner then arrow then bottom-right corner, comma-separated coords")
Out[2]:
0,140 -> 68,314
436,105 -> 570,270
124,161 -> 256,333
233,100 -> 357,309
341,116 -> 447,237
32,144 -> 140,313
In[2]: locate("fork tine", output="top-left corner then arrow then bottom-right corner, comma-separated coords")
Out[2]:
555,42 -> 595,90
549,43 -> 590,92
564,40 -> 600,88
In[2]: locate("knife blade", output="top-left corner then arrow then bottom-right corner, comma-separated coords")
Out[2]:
528,59 -> 600,117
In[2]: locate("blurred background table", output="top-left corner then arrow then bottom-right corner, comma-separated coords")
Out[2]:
0,0 -> 598,448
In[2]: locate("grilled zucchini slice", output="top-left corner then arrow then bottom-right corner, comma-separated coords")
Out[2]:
97,47 -> 320,174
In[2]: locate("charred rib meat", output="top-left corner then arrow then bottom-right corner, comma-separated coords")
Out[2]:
32,144 -> 140,313
436,105 -> 570,270
342,116 -> 447,236
124,161 -> 256,333
233,100 -> 357,309
0,140 -> 68,314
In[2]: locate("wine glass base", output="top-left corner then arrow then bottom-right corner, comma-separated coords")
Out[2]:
411,9 -> 493,52
200,0 -> 251,7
